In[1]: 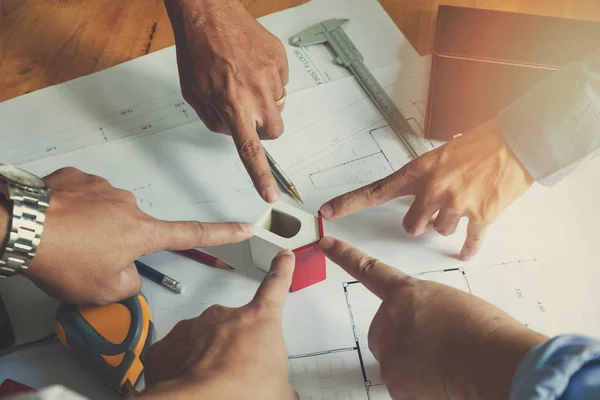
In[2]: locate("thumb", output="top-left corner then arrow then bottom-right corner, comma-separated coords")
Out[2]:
251,249 -> 295,314
319,162 -> 420,220
145,219 -> 254,252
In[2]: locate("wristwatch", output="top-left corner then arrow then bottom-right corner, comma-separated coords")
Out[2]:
0,164 -> 50,278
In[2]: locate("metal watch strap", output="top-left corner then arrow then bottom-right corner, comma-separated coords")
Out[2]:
0,185 -> 49,277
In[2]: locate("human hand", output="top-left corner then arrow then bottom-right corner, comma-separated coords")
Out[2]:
22,167 -> 253,305
142,250 -> 296,400
319,237 -> 546,400
320,119 -> 535,260
165,0 -> 289,203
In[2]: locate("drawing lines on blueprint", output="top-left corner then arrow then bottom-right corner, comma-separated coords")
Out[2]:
489,258 -> 539,268
2,92 -> 197,166
466,257 -> 554,334
306,116 -> 435,190
289,348 -> 367,400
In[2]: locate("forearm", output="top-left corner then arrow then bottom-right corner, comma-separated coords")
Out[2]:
444,322 -> 547,400
497,48 -> 600,186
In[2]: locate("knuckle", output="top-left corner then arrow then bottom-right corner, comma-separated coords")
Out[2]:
190,221 -> 208,241
402,217 -> 418,236
264,59 -> 280,78
117,189 -> 137,202
204,304 -> 228,318
56,166 -> 81,176
261,120 -> 284,140
358,256 -> 381,277
363,179 -> 386,203
470,211 -> 490,225
238,139 -> 262,162
238,306 -> 261,324
89,174 -> 110,186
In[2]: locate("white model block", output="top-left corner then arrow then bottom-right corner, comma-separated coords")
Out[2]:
249,201 -> 320,272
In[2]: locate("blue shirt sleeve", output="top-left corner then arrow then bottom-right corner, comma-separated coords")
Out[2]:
511,335 -> 600,399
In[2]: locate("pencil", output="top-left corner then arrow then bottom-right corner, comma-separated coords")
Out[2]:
174,249 -> 234,271
134,260 -> 183,294
263,146 -> 303,203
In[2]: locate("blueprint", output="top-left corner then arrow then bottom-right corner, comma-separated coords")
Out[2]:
1,0 -> 600,398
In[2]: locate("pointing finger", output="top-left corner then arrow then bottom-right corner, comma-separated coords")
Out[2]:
319,162 -> 421,220
318,236 -> 408,299
251,250 -> 295,314
460,220 -> 487,261
226,111 -> 280,203
147,220 -> 254,253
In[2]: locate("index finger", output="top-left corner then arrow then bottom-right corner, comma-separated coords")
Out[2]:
318,237 -> 408,299
146,220 -> 254,253
319,161 -> 420,220
251,249 -> 295,314
224,110 -> 280,204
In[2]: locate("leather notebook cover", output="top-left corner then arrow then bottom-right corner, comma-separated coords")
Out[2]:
425,6 -> 600,140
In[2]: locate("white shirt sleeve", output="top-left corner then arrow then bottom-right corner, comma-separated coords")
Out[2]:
8,386 -> 88,400
496,48 -> 600,186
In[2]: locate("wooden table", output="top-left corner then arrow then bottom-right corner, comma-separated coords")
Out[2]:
1,0 -> 599,103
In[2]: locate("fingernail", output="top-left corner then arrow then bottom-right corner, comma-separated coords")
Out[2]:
460,251 -> 472,262
320,204 -> 333,218
277,249 -> 294,257
265,186 -> 280,203
318,236 -> 335,250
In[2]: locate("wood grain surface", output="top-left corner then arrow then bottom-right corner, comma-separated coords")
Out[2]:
1,0 -> 599,102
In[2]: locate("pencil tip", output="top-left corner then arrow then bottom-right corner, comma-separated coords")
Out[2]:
289,186 -> 303,203
216,259 -> 235,271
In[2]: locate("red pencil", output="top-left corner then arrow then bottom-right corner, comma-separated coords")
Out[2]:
173,249 -> 234,271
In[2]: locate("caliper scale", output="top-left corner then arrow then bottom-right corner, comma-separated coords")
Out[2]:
290,19 -> 429,158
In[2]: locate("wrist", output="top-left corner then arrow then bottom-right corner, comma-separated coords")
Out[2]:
492,118 -> 535,186
164,0 -> 242,28
445,324 -> 547,400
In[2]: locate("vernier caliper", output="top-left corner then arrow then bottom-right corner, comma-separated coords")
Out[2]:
290,19 -> 429,158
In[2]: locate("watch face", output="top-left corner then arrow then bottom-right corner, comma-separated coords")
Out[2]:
0,164 -> 46,189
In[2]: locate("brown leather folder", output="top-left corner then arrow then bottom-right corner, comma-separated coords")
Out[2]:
425,6 -> 600,141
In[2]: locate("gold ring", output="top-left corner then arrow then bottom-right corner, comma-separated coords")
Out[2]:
274,87 -> 287,106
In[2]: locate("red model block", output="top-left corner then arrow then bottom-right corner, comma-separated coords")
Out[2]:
290,213 -> 326,292
0,379 -> 36,397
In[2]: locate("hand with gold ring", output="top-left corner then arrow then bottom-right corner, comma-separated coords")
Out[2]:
164,0 -> 289,203
274,88 -> 287,107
